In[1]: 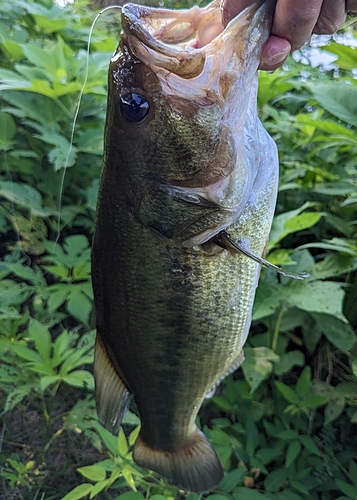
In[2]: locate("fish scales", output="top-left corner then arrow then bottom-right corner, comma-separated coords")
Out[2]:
92,0 -> 278,493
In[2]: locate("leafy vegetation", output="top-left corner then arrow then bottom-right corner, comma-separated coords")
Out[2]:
0,0 -> 356,499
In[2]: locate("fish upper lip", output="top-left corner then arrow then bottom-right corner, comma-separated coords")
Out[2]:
120,0 -> 272,80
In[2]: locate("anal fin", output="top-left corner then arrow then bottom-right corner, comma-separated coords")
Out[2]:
133,427 -> 223,493
94,332 -> 130,434
205,349 -> 245,399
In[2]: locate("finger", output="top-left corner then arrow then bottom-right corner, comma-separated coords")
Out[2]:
220,0 -> 252,27
259,35 -> 291,70
272,0 -> 323,51
314,0 -> 346,34
346,0 -> 357,13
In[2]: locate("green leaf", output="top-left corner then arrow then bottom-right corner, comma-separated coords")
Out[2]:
28,318 -> 52,360
40,375 -> 59,392
276,430 -> 299,440
301,396 -> 328,409
60,483 -> 93,500
324,397 -> 345,425
274,351 -> 305,376
335,480 -> 357,500
269,202 -> 319,247
220,467 -> 245,492
312,313 -> 356,350
289,480 -> 310,495
0,111 -> 16,150
89,479 -> 110,499
242,347 -> 279,393
299,435 -> 320,456
0,181 -> 47,216
296,367 -> 311,397
310,82 -> 357,127
275,382 -> 299,404
114,493 -> 144,500
122,466 -> 136,491
233,489 -> 269,499
326,43 -> 357,71
77,465 -> 106,482
62,370 -> 94,390
118,427 -> 129,456
285,440 -> 302,468
289,281 -> 346,317
94,423 -> 119,456
4,342 -> 43,364
67,289 -> 92,325
264,468 -> 287,492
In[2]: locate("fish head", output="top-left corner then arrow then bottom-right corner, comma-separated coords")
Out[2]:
104,0 -> 275,244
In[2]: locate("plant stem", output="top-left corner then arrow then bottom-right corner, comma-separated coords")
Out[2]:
272,303 -> 286,352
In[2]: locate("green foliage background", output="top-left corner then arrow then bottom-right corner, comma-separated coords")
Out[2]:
0,0 -> 356,499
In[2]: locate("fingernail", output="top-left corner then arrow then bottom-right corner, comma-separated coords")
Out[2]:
263,49 -> 290,67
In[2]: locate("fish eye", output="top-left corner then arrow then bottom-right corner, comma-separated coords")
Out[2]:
120,93 -> 150,123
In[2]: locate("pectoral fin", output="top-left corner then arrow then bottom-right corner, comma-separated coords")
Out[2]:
94,333 -> 130,434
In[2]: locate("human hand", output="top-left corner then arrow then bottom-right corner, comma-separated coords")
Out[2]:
221,0 -> 357,71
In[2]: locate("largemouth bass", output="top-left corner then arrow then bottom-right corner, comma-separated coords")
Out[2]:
92,0 -> 278,492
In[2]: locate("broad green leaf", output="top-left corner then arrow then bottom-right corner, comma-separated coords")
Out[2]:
274,351 -> 305,376
48,285 -> 70,313
269,202 -> 318,248
288,281 -> 346,318
325,44 -> 357,71
3,342 -> 43,364
312,313 -> 357,350
285,440 -> 302,468
28,318 -> 52,360
310,82 -> 357,128
275,382 -> 299,404
118,427 -> 129,456
301,396 -> 328,409
324,396 -> 345,424
299,435 -> 320,455
309,254 -> 357,281
62,370 -> 94,390
0,111 -> 16,150
128,425 -> 141,446
114,493 -> 145,500
264,468 -> 287,492
0,181 -> 47,216
289,480 -> 310,495
296,366 -> 311,397
89,479 -> 111,499
233,489 -> 269,499
276,430 -> 299,440
2,384 -> 36,414
335,480 -> 357,500
122,467 -> 136,491
60,483 -> 93,500
40,375 -> 59,392
0,68 -> 32,91
220,468 -> 245,492
242,347 -> 279,393
67,288 -> 92,325
77,465 -> 106,482
94,423 -> 119,456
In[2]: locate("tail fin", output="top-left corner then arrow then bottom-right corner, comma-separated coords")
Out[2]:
133,427 -> 224,493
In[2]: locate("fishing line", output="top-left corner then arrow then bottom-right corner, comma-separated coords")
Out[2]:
54,5 -> 122,250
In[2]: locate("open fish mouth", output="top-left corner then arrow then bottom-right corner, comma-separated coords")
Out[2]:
107,0 -> 277,248
119,0 -> 273,97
